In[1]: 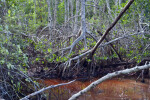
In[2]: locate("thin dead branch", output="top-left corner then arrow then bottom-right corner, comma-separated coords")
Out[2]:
20,80 -> 76,100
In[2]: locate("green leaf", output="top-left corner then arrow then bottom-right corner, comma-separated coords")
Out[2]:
0,25 -> 3,31
35,58 -> 40,61
0,60 -> 5,64
7,63 -> 14,69
8,10 -> 11,16
25,78 -> 30,82
12,3 -> 15,7
17,45 -> 22,54
87,59 -> 91,62
103,57 -> 107,60
48,48 -> 51,53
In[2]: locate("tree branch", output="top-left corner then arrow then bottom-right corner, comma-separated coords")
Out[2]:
69,63 -> 150,100
68,32 -> 142,63
90,0 -> 134,58
20,80 -> 76,100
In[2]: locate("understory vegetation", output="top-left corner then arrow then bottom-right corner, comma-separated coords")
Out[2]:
0,0 -> 150,99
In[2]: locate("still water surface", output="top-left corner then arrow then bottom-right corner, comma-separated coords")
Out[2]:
40,79 -> 150,100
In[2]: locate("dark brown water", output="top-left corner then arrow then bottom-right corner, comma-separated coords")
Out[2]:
39,78 -> 150,100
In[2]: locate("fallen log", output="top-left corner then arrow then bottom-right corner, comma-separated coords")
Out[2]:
69,63 -> 150,100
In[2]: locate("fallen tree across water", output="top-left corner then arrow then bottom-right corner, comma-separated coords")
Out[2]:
68,63 -> 150,100
20,63 -> 150,100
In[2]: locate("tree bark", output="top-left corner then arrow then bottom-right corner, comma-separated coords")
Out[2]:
65,0 -> 67,23
81,0 -> 87,48
53,0 -> 57,28
67,0 -> 70,21
73,0 -> 80,34
47,0 -> 52,41
70,0 -> 74,28
47,0 -> 52,27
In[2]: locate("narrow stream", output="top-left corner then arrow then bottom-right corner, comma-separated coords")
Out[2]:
39,78 -> 150,100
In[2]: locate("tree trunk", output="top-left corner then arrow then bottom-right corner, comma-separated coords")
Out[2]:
67,0 -> 70,21
81,0 -> 87,48
73,0 -> 80,34
119,0 -> 122,6
47,0 -> 52,40
65,0 -> 67,24
70,0 -> 74,28
53,0 -> 57,28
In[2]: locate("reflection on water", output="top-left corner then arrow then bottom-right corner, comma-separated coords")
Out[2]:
39,79 -> 150,100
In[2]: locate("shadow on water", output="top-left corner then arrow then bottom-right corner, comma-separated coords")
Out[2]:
39,79 -> 150,100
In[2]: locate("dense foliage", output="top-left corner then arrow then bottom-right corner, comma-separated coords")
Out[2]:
0,0 -> 150,99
